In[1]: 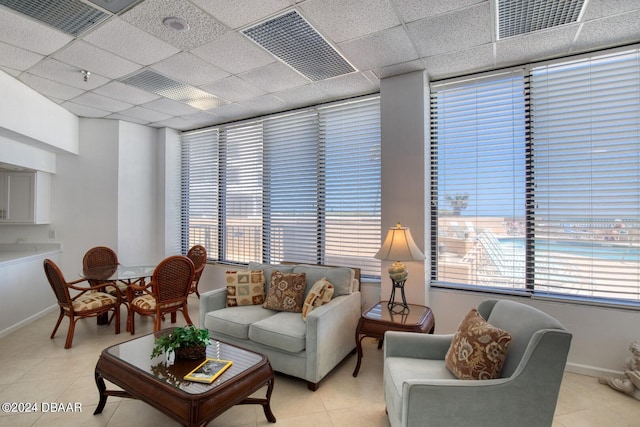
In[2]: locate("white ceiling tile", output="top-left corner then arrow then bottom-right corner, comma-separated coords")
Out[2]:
300,0 -> 400,43
192,0 -> 291,29
239,62 -> 309,93
105,112 -> 150,125
92,81 -> 161,104
573,11 -> 640,52
28,59 -> 111,90
61,101 -> 111,118
83,18 -> 180,66
394,0 -> 485,23
142,98 -> 201,116
178,111 -> 225,127
582,0 -> 640,20
0,42 -> 44,71
205,102 -> 255,119
408,3 -> 493,57
495,26 -> 578,67
375,59 -> 426,79
240,94 -> 288,114
148,116 -> 194,130
274,83 -> 329,108
314,72 -> 378,99
120,0 -> 229,50
200,75 -> 266,102
0,8 -> 73,55
69,92 -> 134,112
338,26 -> 418,71
150,52 -> 229,87
52,41 -> 142,79
422,44 -> 495,80
191,31 -> 276,74
0,66 -> 20,77
119,106 -> 173,122
18,73 -> 85,101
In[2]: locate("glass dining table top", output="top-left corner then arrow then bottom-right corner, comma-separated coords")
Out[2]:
81,264 -> 156,281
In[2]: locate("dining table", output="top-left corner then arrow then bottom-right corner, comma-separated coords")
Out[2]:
81,264 -> 156,327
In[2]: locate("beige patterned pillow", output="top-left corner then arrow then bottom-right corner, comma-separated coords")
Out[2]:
302,278 -> 335,321
225,270 -> 265,307
263,271 -> 306,312
445,308 -> 512,380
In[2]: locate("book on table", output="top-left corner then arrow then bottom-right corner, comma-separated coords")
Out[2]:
183,358 -> 233,383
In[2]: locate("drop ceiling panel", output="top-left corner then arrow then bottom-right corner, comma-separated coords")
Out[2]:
119,105 -> 173,122
573,10 -> 640,51
200,76 -> 266,103
52,40 -> 141,79
300,0 -> 400,43
92,81 -> 161,104
495,25 -> 578,67
338,26 -> 419,71
27,58 -> 110,90
83,18 -> 180,66
0,7 -> 73,55
192,0 -> 290,29
314,72 -> 377,99
61,101 -> 110,117
394,0 -> 483,23
18,73 -> 85,100
191,31 -> 276,75
421,44 -> 495,80
150,52 -> 229,87
0,42 -> 43,71
239,61 -> 310,93
120,0 -> 228,50
142,97 -> 202,116
69,92 -> 133,112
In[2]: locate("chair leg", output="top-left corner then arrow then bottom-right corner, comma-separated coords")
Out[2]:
182,304 -> 193,326
50,308 -> 65,339
154,315 -> 162,332
113,305 -> 121,335
129,311 -> 135,335
64,317 -> 77,349
171,312 -> 177,323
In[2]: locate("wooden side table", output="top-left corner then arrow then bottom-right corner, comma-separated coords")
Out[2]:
352,301 -> 435,377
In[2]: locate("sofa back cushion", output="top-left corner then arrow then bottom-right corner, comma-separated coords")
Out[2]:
293,266 -> 354,297
248,262 -> 295,294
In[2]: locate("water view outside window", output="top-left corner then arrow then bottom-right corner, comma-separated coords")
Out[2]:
431,49 -> 640,305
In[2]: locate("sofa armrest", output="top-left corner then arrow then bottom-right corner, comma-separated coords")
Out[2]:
198,288 -> 227,327
305,292 -> 361,382
384,331 -> 454,360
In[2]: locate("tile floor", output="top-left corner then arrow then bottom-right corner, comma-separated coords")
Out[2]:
1,295 -> 639,426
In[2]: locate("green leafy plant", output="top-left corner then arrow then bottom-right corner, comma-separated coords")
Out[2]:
151,325 -> 211,359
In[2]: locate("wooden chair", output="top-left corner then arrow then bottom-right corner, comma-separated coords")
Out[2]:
43,258 -> 121,349
82,246 -> 126,299
186,245 -> 207,298
127,255 -> 195,334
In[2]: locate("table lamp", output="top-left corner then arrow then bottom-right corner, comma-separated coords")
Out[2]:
374,222 -> 425,313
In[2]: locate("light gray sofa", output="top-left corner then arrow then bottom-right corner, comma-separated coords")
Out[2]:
199,262 -> 361,390
383,299 -> 572,427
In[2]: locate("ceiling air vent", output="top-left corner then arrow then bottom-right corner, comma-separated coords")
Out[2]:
120,69 -> 224,110
0,0 -> 110,36
497,0 -> 586,40
241,10 -> 356,82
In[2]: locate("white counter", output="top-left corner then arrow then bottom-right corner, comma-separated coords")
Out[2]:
0,243 -> 62,265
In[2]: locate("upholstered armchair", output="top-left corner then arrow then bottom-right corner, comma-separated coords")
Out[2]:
383,299 -> 572,427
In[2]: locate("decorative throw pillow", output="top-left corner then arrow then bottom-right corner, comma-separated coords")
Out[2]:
225,270 -> 265,307
445,308 -> 512,380
263,271 -> 307,312
301,278 -> 335,321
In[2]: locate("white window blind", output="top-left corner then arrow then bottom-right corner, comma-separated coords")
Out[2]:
180,128 -> 219,259
181,95 -> 381,276
320,97 -> 381,276
430,70 -> 529,291
530,49 -> 640,303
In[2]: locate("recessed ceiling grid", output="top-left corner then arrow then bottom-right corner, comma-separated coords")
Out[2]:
119,69 -> 224,110
498,0 -> 585,39
0,0 -> 109,36
241,10 -> 356,82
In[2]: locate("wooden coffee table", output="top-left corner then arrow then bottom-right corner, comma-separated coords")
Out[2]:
94,329 -> 276,426
352,301 -> 435,377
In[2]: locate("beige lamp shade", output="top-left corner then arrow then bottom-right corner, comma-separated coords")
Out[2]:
374,223 -> 425,262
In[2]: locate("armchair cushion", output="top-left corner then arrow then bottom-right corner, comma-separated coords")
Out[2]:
72,292 -> 117,311
445,308 -> 512,380
225,270 -> 265,306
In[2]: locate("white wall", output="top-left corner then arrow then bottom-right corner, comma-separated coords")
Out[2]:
157,127 -> 182,256
379,71 -> 428,306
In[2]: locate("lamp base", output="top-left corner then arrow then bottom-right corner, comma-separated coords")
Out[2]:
387,279 -> 409,314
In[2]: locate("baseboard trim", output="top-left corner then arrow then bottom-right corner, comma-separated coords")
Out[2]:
565,362 -> 623,379
0,305 -> 57,339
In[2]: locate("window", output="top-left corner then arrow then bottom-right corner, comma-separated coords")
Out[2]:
431,47 -> 640,306
182,95 -> 381,277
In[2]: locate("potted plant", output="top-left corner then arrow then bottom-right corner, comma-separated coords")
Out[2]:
151,325 -> 211,360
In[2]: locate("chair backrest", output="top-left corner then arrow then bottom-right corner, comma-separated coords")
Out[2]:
478,299 -> 570,378
83,246 -> 118,270
186,245 -> 207,273
43,259 -> 72,308
152,255 -> 195,303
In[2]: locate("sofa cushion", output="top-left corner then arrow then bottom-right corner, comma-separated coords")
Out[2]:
445,308 -> 512,380
249,311 -> 307,353
302,278 -> 334,321
248,262 -> 295,293
293,266 -> 353,297
203,305 -> 276,340
263,271 -> 307,312
225,270 -> 265,307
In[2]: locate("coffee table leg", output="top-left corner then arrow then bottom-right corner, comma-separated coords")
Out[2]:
353,332 -> 364,377
94,370 -> 108,415
240,377 -> 276,423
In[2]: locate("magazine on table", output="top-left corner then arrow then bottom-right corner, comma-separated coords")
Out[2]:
184,358 -> 233,383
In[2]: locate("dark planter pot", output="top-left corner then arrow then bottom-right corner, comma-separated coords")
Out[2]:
174,345 -> 206,360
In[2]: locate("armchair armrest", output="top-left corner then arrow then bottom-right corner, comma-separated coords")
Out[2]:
198,288 -> 228,327
384,331 -> 454,360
